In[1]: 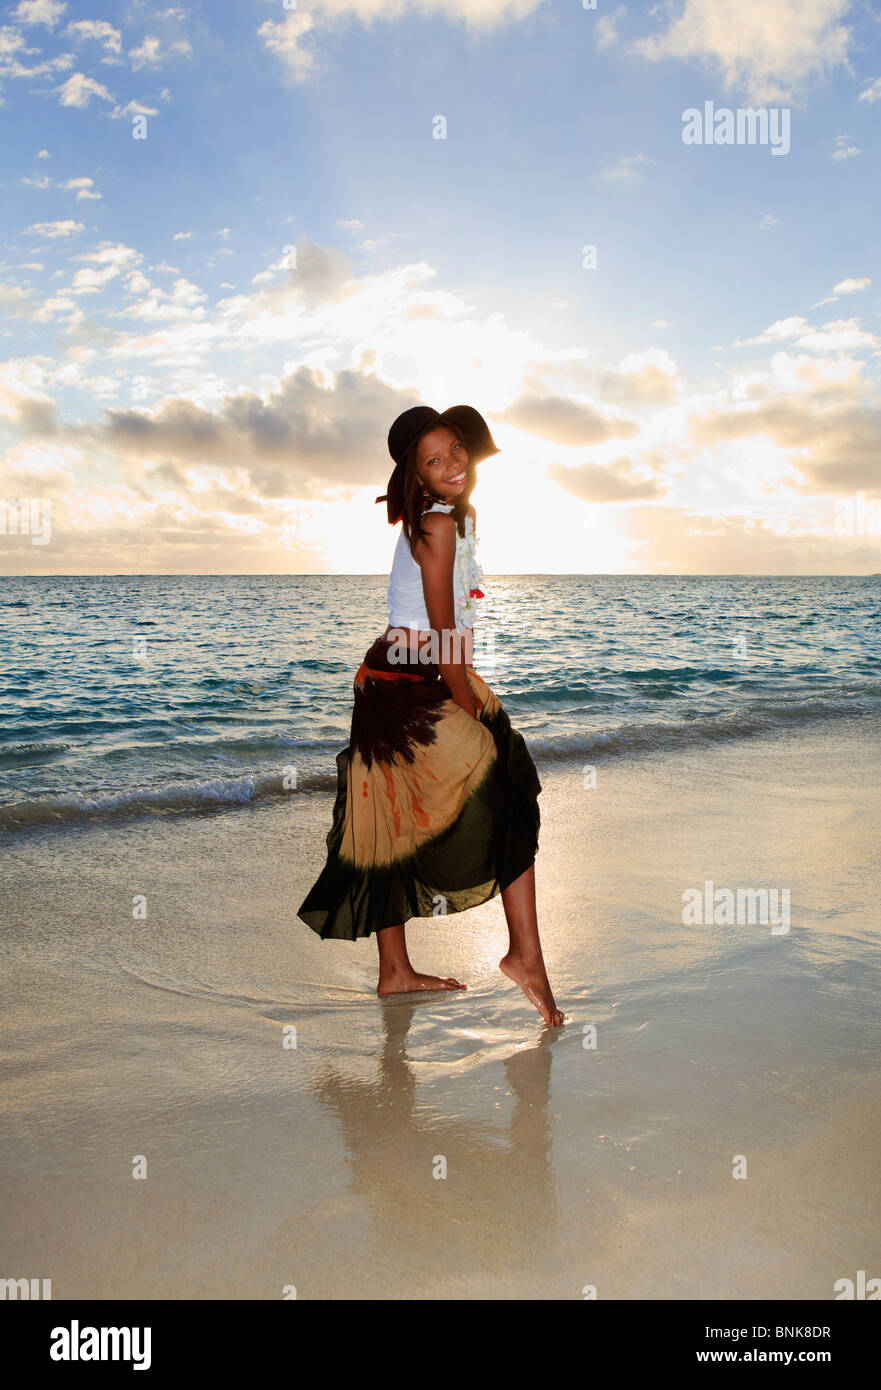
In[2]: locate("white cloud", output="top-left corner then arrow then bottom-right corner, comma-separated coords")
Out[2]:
734,313 -> 876,354
119,278 -> 207,324
64,19 -> 122,57
56,72 -> 114,107
32,293 -> 78,321
129,35 -> 192,71
599,153 -> 655,181
0,283 -> 33,317
2,50 -> 75,78
25,218 -> 84,237
831,140 -> 860,161
628,0 -> 853,104
64,176 -> 102,200
69,241 -> 142,294
258,12 -> 318,82
595,4 -> 626,52
12,0 -> 66,28
109,99 -> 159,119
831,277 -> 870,295
0,356 -> 57,433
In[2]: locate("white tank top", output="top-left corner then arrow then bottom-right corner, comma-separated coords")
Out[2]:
386,502 -> 474,632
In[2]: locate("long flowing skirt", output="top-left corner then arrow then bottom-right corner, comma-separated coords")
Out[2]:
297,631 -> 542,940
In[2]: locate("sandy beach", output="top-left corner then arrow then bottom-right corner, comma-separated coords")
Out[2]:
2,715 -> 879,1300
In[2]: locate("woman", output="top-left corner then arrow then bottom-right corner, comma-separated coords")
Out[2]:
297,404 -> 564,1028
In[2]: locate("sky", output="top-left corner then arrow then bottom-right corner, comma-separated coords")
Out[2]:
1,0 -> 880,575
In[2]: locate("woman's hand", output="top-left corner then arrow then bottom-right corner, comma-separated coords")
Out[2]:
456,691 -> 479,718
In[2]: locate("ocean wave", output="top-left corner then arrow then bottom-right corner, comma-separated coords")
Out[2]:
90,732 -> 337,761
617,665 -> 739,681
527,692 -> 881,762
0,767 -> 337,831
0,739 -> 71,767
2,693 -> 878,832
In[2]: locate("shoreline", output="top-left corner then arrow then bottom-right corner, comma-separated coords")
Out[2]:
2,707 -> 878,838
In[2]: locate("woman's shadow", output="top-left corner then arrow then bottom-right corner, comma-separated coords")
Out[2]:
312,998 -> 560,1289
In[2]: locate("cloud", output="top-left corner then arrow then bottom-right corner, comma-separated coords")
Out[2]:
122,277 -> 207,321
64,176 -> 102,200
0,28 -> 28,59
258,12 -> 318,82
25,218 -> 84,237
265,238 -> 352,299
858,76 -> 881,104
64,19 -> 121,56
596,351 -> 680,407
811,275 -> 870,308
32,293 -> 78,321
733,315 -> 877,353
12,0 -> 66,28
69,241 -> 142,294
128,35 -> 192,71
0,357 -> 59,434
500,390 -> 639,446
628,0 -> 854,104
830,277 -> 870,296
595,4 -> 626,52
56,72 -> 114,107
110,99 -> 160,119
0,283 -> 34,317
257,0 -> 551,82
548,454 -> 671,502
0,48 -> 74,79
75,366 -> 424,498
831,134 -> 860,160
689,396 -> 881,494
598,153 -> 655,181
619,502 -> 880,575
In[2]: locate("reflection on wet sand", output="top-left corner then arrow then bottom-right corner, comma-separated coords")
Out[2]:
312,998 -> 560,1288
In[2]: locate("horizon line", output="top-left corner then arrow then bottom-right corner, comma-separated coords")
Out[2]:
2,571 -> 879,580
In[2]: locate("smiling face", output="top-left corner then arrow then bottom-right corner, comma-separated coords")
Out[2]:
414,425 -> 470,501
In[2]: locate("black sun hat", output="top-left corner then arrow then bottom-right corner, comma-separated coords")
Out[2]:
375,404 -> 500,524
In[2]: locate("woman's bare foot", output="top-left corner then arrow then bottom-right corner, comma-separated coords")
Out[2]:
499,951 -> 565,1027
377,968 -> 466,997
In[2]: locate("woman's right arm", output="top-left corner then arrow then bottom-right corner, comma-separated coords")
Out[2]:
415,513 -> 478,717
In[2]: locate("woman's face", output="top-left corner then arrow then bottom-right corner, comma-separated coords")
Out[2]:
415,426 -> 470,501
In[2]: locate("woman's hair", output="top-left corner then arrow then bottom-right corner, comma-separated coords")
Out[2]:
396,421 -> 474,550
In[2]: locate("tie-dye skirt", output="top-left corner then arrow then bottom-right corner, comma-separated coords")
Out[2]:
297,630 -> 542,940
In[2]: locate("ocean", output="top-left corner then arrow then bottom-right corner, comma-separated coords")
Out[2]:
1,573 -> 879,833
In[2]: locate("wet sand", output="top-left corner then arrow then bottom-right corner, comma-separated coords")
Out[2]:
2,717 -> 879,1298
